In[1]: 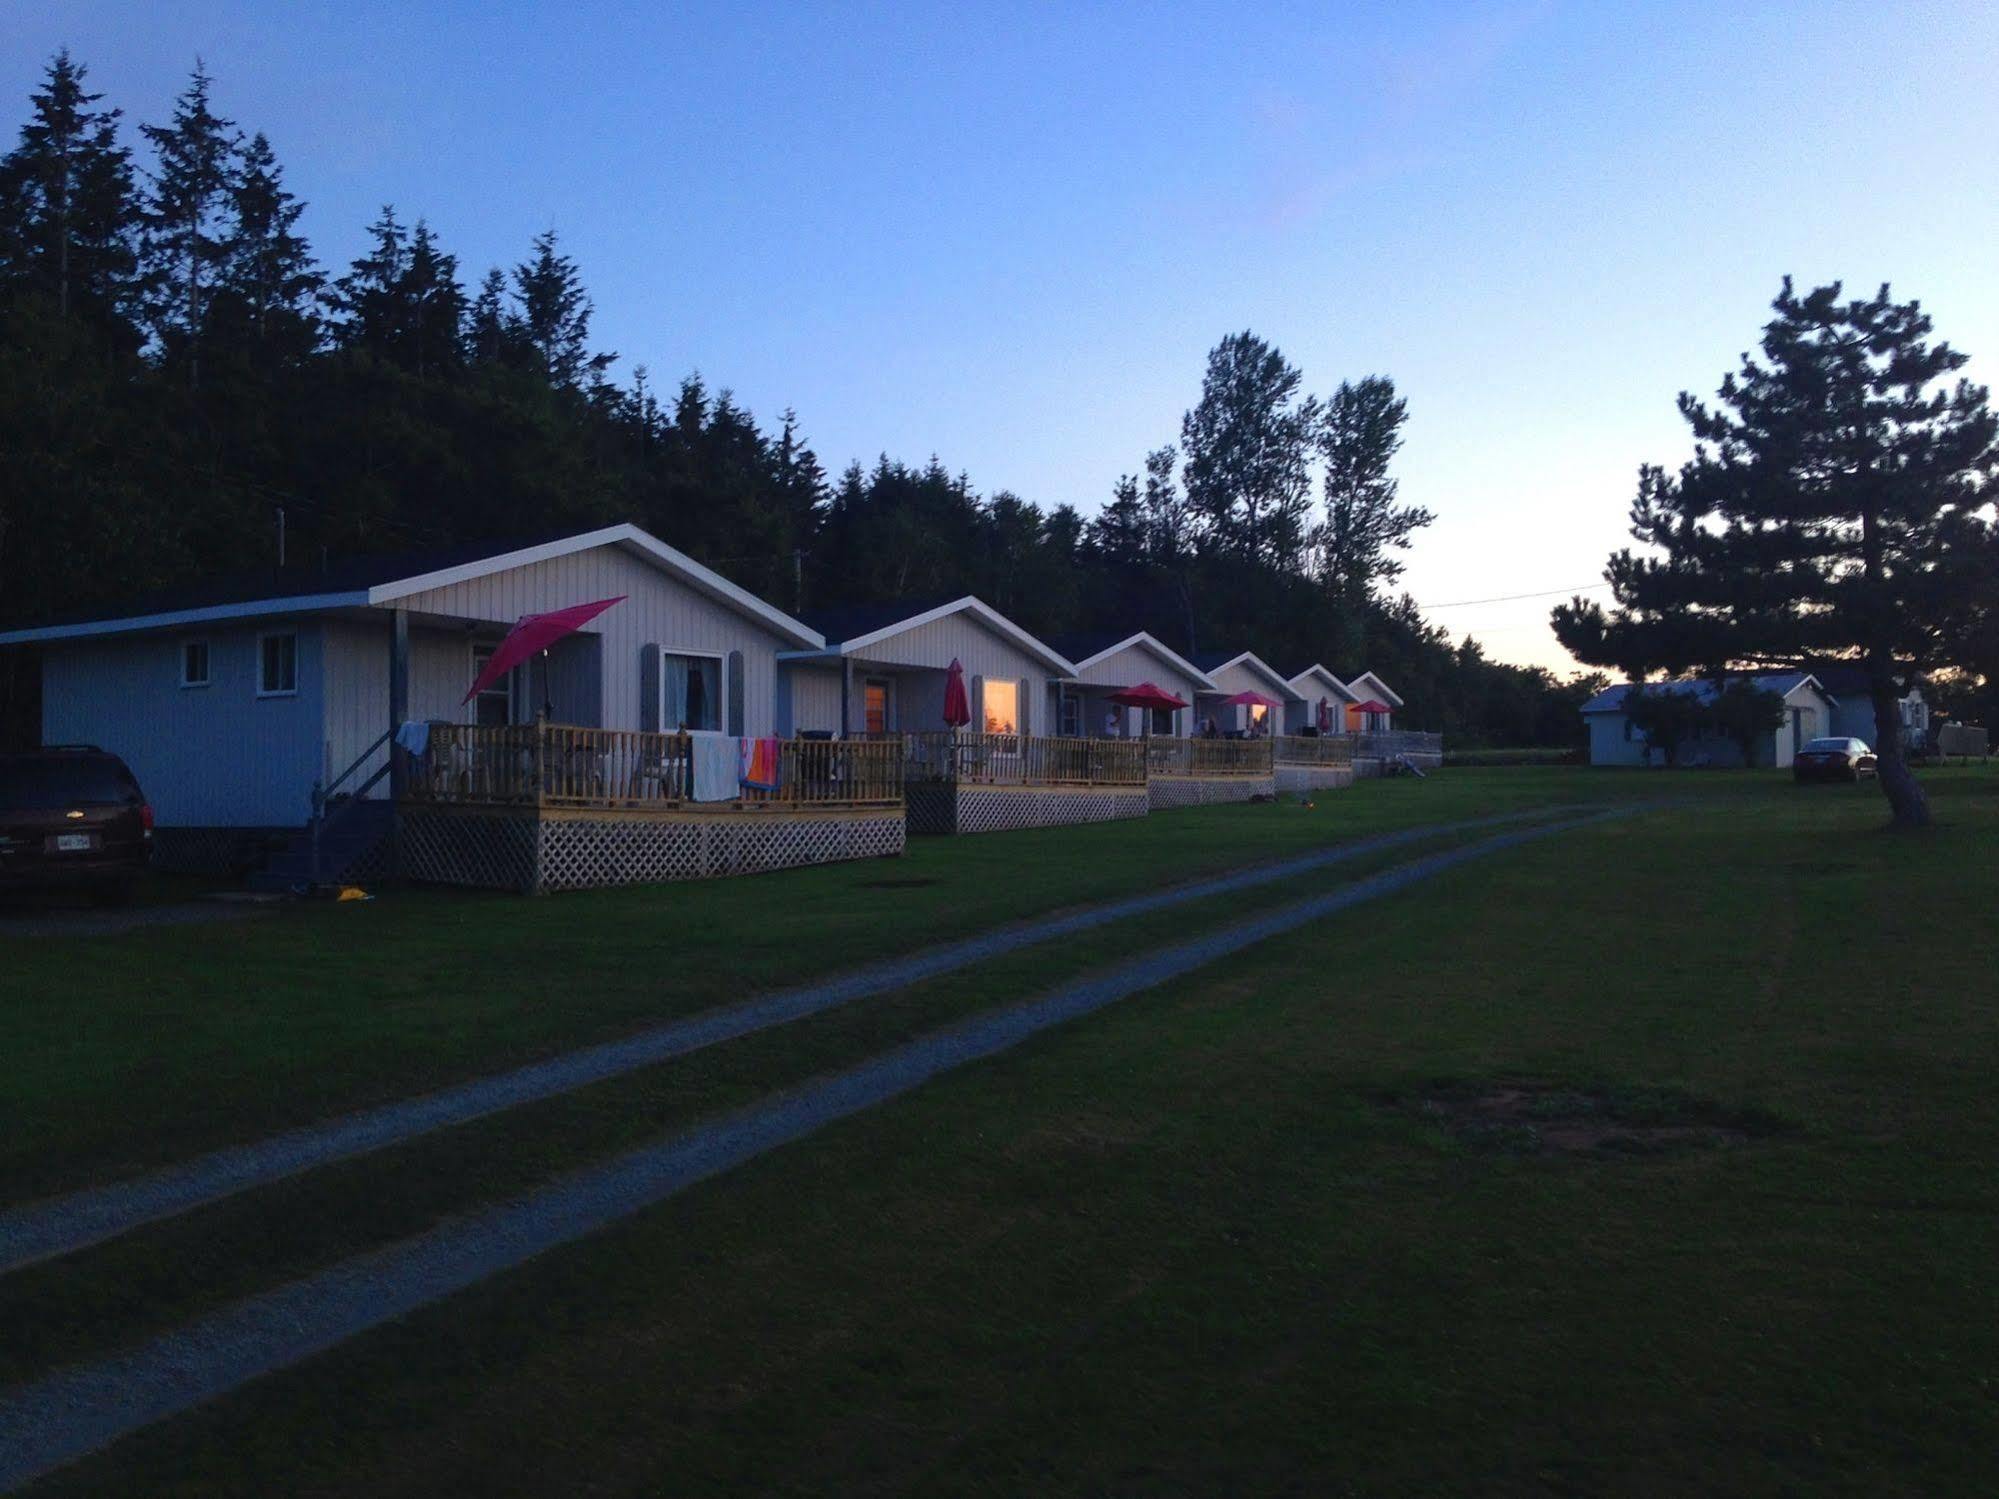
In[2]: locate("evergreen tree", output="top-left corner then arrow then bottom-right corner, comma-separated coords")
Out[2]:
328,205 -> 409,357
402,219 -> 463,380
1089,473 -> 1147,566
1553,279 -> 1999,825
513,230 -> 609,388
216,130 -> 319,359
463,265 -> 515,365
1179,331 -> 1318,567
138,62 -> 240,384
1315,375 -> 1430,604
0,50 -> 139,340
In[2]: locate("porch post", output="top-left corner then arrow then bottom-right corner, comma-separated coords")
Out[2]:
388,608 -> 409,877
840,655 -> 853,738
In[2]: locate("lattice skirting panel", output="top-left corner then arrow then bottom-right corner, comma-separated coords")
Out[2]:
1275,764 -> 1355,795
400,807 -> 904,893
1147,776 -> 1275,810
908,783 -> 1150,836
150,826 -> 293,875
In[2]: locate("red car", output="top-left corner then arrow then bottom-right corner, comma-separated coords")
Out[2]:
1793,737 -> 1878,783
0,746 -> 154,900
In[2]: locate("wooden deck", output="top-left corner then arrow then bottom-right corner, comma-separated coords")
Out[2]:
903,731 -> 1147,787
404,723 -> 905,812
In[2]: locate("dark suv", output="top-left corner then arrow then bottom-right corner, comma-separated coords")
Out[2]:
0,746 -> 153,899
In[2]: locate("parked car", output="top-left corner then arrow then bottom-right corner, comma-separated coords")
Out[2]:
0,746 -> 153,899
1793,736 -> 1878,783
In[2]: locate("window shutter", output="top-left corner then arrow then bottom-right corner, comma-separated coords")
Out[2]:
726,651 -> 746,736
1019,679 -> 1030,736
970,674 -> 984,730
639,644 -> 661,733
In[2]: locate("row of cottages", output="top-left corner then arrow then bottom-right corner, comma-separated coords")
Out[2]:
0,523 -> 1421,890
1581,669 -> 1931,768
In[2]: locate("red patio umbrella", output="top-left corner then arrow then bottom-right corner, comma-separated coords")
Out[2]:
462,595 -> 627,705
1219,689 -> 1282,709
1106,681 -> 1188,711
941,658 -> 972,728
1352,699 -> 1392,714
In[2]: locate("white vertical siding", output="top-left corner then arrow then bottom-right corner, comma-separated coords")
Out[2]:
42,623 -> 324,827
846,613 -> 1055,736
390,544 -> 791,737
1073,643 -> 1205,737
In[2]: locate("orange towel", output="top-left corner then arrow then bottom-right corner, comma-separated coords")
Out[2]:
740,736 -> 781,792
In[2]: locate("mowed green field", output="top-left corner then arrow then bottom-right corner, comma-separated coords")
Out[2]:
7,767 -> 1998,1496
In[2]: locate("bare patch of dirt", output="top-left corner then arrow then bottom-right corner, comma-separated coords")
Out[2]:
1402,1081 -> 1780,1157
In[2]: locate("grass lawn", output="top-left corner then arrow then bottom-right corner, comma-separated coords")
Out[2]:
12,766 -> 1999,1495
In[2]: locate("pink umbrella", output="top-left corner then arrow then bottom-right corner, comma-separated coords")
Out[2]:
1220,689 -> 1282,709
462,595 -> 626,704
942,658 -> 972,728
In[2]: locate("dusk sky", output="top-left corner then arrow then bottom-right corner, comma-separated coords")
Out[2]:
8,1 -> 1995,672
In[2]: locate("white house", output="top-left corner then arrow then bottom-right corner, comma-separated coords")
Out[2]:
1050,631 -> 1217,739
1808,666 -> 1932,749
1342,671 -> 1403,733
780,595 -> 1076,740
1285,664 -> 1362,736
1581,671 -> 1837,768
1190,650 -> 1306,734
0,524 -> 826,864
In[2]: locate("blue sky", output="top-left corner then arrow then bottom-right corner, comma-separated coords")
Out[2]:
7,1 -> 1996,672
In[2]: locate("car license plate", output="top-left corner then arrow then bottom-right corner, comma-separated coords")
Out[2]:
55,833 -> 92,852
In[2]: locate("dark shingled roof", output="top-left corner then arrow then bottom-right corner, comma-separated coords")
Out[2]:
1,524 -> 602,633
799,596 -> 962,649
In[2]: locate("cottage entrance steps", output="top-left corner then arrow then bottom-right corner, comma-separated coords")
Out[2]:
247,798 -> 393,893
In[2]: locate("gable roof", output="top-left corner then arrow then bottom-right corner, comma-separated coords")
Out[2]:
0,523 -> 824,649
1189,649 -> 1305,701
1286,663 -> 1361,703
792,595 -> 1076,675
1581,671 -> 1825,714
1049,630 -> 1217,689
1343,671 -> 1404,709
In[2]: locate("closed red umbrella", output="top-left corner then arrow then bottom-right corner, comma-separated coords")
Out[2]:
1316,696 -> 1333,732
942,658 -> 972,728
1106,681 -> 1188,711
462,596 -> 626,704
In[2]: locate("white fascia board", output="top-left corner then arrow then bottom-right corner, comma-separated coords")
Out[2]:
1288,664 -> 1360,702
368,522 -> 825,648
1070,632 -> 1219,691
0,591 -> 371,647
834,596 -> 1077,676
1345,671 -> 1405,708
1209,651 -> 1305,701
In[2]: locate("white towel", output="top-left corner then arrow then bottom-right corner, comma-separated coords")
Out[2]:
689,731 -> 738,802
394,720 -> 430,757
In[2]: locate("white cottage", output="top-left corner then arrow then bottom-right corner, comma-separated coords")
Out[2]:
0,524 -> 914,886
1048,631 -> 1217,739
1285,664 -> 1362,737
1189,650 -> 1306,735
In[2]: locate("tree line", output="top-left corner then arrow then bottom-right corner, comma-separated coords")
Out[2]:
0,53 -> 1600,748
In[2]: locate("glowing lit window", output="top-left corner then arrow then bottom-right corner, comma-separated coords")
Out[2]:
983,679 -> 1018,735
864,679 -> 889,735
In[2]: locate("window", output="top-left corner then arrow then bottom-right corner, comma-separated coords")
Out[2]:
471,646 -> 513,727
257,632 -> 297,696
1248,702 -> 1269,732
1149,706 -> 1175,736
982,678 -> 1018,735
662,651 -> 723,732
864,679 -> 890,736
179,640 -> 210,688
1059,693 -> 1081,738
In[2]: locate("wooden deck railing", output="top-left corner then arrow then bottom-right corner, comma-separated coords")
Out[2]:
1274,733 -> 1355,766
1350,730 -> 1444,758
904,731 -> 1148,786
1145,737 -> 1275,776
405,722 -> 903,809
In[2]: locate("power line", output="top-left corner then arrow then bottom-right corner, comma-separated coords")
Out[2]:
1417,582 -> 1611,610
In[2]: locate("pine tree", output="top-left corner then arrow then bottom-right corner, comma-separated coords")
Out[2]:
328,205 -> 408,357
217,130 -> 319,359
1314,375 -> 1429,604
513,230 -> 609,388
1089,473 -> 1148,566
1553,279 -> 1999,825
139,62 -> 240,383
402,219 -> 462,380
463,265 -> 514,366
0,50 -> 139,341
